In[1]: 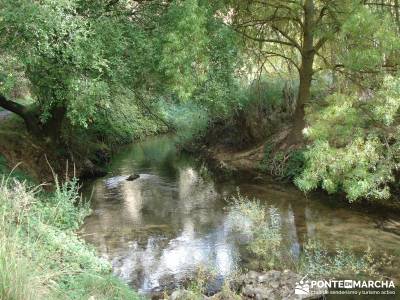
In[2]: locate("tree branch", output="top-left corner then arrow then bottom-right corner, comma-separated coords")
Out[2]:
314,36 -> 328,51
261,50 -> 300,71
232,27 -> 300,49
0,94 -> 28,117
271,25 -> 302,50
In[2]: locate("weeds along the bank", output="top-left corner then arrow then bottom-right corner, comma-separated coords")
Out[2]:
0,176 -> 139,300
226,192 -> 393,279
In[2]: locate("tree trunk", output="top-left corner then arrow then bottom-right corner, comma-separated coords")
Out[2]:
0,94 -> 42,135
395,0 -> 400,33
0,94 -> 66,142
289,54 -> 314,143
41,105 -> 67,142
287,0 -> 315,145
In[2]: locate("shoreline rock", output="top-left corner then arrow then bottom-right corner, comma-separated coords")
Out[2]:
236,270 -> 325,300
166,270 -> 325,300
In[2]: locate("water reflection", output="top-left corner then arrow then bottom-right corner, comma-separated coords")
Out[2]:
81,137 -> 239,292
80,136 -> 400,294
84,167 -> 238,292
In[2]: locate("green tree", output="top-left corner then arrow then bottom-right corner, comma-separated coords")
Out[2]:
0,0 -> 140,139
0,0 -> 220,142
224,0 -> 372,143
295,6 -> 400,201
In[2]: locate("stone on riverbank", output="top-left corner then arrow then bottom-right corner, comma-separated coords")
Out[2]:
167,270 -> 326,300
235,270 -> 325,300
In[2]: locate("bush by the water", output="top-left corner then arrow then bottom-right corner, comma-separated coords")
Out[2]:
259,145 -> 306,181
296,76 -> 400,202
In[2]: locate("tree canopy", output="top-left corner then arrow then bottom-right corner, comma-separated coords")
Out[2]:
0,0 -> 240,139
1,0 -> 400,202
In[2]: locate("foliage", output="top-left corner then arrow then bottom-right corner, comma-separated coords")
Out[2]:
163,102 -> 209,144
300,240 -> 393,279
227,192 -> 283,269
338,6 -> 399,74
284,149 -> 306,180
190,10 -> 244,118
0,0 -> 244,142
245,77 -> 286,111
0,155 -> 34,183
89,95 -> 166,145
183,266 -> 241,300
186,266 -> 213,297
296,75 -> 400,202
0,177 -> 139,300
260,146 -> 305,181
292,3 -> 400,202
157,0 -> 208,99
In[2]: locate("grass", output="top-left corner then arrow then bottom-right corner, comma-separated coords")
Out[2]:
0,175 -> 140,300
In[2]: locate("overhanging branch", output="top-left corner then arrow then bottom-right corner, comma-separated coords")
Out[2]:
232,27 -> 300,49
261,50 -> 300,71
0,94 -> 28,117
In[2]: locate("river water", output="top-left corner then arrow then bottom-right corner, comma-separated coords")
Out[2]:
80,135 -> 400,296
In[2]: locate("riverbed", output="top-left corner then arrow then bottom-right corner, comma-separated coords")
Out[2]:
79,135 -> 400,296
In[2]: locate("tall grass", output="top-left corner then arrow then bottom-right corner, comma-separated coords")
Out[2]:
0,176 -> 139,300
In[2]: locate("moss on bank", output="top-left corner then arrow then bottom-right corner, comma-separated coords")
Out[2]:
0,176 -> 140,300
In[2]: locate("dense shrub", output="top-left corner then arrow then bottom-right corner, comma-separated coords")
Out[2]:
162,102 -> 209,144
296,75 -> 400,202
260,146 -> 305,181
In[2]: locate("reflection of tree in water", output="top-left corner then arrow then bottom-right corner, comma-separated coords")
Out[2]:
111,221 -> 238,293
108,165 -> 238,292
82,157 -> 239,293
80,136 -> 400,293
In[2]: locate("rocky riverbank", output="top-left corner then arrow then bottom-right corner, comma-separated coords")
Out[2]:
167,270 -> 325,300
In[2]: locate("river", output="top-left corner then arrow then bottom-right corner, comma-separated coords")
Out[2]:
79,135 -> 400,297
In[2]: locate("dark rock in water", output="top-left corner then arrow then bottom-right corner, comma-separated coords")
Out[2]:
126,174 -> 140,181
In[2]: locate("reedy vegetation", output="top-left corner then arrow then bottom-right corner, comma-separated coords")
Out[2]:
176,193 -> 394,298
0,175 -> 140,300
